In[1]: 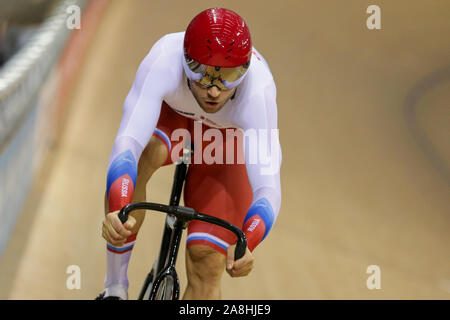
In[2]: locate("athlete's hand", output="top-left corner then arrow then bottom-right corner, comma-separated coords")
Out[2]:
226,245 -> 254,277
102,210 -> 136,247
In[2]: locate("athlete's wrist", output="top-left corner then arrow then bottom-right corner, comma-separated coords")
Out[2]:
243,216 -> 265,252
242,198 -> 275,252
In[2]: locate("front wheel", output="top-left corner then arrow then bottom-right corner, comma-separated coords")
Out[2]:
150,268 -> 179,300
155,275 -> 175,300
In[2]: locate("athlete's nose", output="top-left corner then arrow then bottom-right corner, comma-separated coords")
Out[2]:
207,86 -> 221,98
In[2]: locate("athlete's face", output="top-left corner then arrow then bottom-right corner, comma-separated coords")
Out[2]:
190,81 -> 236,113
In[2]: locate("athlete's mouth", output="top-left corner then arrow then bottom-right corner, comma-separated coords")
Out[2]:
205,101 -> 219,106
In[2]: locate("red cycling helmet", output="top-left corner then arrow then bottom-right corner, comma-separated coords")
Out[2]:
183,8 -> 252,90
184,7 -> 252,68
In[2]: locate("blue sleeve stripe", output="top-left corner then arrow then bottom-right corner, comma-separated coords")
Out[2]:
153,128 -> 171,151
244,197 -> 275,240
106,150 -> 138,196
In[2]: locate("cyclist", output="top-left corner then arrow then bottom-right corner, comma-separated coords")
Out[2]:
97,7 -> 282,300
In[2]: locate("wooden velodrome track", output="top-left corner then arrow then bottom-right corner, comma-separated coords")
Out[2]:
0,0 -> 449,299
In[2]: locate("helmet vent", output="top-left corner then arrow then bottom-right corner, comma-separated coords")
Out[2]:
230,41 -> 235,46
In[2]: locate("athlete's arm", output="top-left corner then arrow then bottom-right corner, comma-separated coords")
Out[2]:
238,81 -> 282,252
106,36 -> 174,214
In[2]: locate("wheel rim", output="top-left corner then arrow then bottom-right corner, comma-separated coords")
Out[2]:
155,275 -> 174,300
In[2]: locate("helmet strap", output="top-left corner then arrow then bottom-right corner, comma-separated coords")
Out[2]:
231,88 -> 237,100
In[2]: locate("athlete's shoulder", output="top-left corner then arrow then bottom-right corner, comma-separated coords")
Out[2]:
232,47 -> 277,124
151,32 -> 185,54
238,47 -> 276,100
158,32 -> 185,43
248,48 -> 274,84
138,32 -> 185,78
